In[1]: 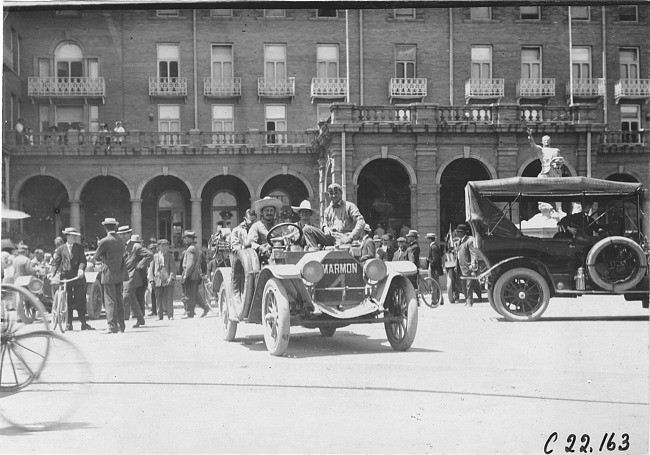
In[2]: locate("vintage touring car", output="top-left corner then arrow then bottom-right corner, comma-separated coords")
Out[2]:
212,223 -> 419,356
464,176 -> 648,321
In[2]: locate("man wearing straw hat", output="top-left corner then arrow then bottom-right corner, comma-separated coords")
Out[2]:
247,196 -> 284,258
94,217 -> 129,333
291,200 -> 316,248
51,227 -> 94,331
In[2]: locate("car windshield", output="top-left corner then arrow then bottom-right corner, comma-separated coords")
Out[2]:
465,177 -> 645,240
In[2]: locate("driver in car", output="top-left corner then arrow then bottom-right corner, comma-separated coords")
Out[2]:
247,196 -> 284,259
302,183 -> 365,248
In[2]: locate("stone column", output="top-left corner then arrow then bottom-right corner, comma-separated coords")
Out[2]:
130,199 -> 142,237
409,184 -> 418,230
191,198 -> 202,247
69,200 -> 81,231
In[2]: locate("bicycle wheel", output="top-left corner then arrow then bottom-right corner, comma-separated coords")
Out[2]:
418,276 -> 442,308
1,284 -> 50,335
0,330 -> 50,392
51,291 -> 61,331
0,331 -> 90,431
58,290 -> 68,333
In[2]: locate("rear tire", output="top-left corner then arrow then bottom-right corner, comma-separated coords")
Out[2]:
86,281 -> 103,320
218,285 -> 237,342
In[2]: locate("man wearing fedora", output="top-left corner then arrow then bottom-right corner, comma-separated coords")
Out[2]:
426,232 -> 444,305
247,196 -> 284,258
123,233 -> 153,328
405,229 -> 421,288
302,183 -> 365,248
94,217 -> 129,333
51,227 -> 94,331
456,224 -> 482,306
181,230 -> 209,318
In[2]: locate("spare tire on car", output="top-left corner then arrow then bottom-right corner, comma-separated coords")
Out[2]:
586,236 -> 647,292
229,248 -> 259,319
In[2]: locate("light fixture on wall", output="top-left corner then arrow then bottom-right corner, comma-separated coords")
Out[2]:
148,112 -> 154,122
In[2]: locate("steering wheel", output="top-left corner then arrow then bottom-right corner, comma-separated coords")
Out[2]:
267,223 -> 303,248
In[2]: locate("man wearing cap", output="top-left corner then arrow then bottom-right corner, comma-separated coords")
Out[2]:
230,208 -> 257,251
94,218 -> 129,333
359,224 -> 376,262
12,244 -> 36,279
149,239 -> 177,320
426,233 -> 444,305
456,224 -> 482,306
51,227 -> 93,331
247,196 -> 283,257
392,237 -> 409,261
377,234 -> 395,262
123,233 -> 153,328
181,230 -> 210,318
302,183 -> 365,248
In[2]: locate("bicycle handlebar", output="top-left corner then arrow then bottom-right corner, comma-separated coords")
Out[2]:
49,276 -> 80,285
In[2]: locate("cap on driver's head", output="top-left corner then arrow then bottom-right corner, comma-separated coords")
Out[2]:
327,183 -> 342,193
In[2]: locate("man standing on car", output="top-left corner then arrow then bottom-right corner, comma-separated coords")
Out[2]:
302,183 -> 365,248
94,218 -> 129,334
426,233 -> 444,305
181,230 -> 209,318
50,227 -> 94,331
456,224 -> 482,307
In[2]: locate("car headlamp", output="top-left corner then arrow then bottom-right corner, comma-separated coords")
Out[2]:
302,260 -> 324,284
28,276 -> 44,294
364,258 -> 387,283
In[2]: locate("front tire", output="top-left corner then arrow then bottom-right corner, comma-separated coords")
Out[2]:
493,268 -> 550,322
218,285 -> 237,341
262,278 -> 290,356
86,281 -> 103,320
384,278 -> 418,351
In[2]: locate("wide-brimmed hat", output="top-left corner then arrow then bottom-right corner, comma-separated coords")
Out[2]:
130,234 -> 141,243
117,225 -> 132,234
183,230 -> 196,239
62,227 -> 81,236
406,229 -> 419,238
254,197 -> 283,214
102,217 -> 119,226
291,200 -> 316,215
456,224 -> 469,234
426,232 -> 436,239
1,203 -> 30,220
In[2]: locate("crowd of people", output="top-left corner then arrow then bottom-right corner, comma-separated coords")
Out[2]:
12,118 -> 126,149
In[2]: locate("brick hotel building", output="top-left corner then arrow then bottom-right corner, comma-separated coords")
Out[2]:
2,5 -> 649,251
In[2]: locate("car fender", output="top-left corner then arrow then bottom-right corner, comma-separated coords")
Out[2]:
374,272 -> 416,304
481,256 -> 554,287
477,256 -> 525,280
385,261 -> 418,276
247,267 -> 310,324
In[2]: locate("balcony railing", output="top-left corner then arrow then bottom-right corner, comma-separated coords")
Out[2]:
389,78 -> 427,101
28,77 -> 106,97
310,77 -> 347,100
3,129 -> 318,155
615,79 -> 650,103
258,77 -> 296,99
465,78 -> 505,102
149,77 -> 188,96
516,78 -> 556,99
566,78 -> 605,98
4,44 -> 14,70
353,106 -> 413,122
519,105 -> 586,123
597,130 -> 647,154
437,106 -> 492,123
203,77 -> 242,97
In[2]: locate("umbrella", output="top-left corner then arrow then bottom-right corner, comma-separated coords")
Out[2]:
1,203 -> 30,220
1,238 -> 16,250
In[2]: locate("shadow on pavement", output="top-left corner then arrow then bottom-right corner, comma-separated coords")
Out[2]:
0,421 -> 95,435
493,315 -> 648,322
234,331 -> 441,358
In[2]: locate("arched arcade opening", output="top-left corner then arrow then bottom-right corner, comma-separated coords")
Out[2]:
80,176 -> 131,248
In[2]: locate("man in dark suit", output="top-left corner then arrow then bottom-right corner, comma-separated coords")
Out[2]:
51,227 -> 93,331
94,217 -> 129,334
456,224 -> 482,306
359,224 -> 376,262
426,233 -> 444,305
181,230 -> 209,318
123,234 -> 153,328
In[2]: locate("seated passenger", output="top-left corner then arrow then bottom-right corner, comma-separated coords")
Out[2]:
247,197 -> 283,259
230,209 -> 257,251
291,200 -> 317,249
302,183 -> 365,248
557,201 -> 602,239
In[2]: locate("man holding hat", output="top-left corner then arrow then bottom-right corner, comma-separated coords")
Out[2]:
247,196 -> 284,257
51,227 -> 93,330
123,233 -> 153,327
426,233 -> 444,305
94,217 -> 129,333
181,230 -> 210,318
302,182 -> 365,248
456,224 -> 482,306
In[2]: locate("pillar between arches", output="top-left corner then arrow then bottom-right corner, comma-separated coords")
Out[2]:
69,200 -> 81,231
130,199 -> 143,237
409,184 -> 417,230
190,198 -> 202,247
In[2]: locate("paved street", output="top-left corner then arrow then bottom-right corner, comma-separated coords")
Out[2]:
1,295 -> 648,454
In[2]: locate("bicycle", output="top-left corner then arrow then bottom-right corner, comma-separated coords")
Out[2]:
416,272 -> 442,308
50,276 -> 79,333
1,283 -> 89,431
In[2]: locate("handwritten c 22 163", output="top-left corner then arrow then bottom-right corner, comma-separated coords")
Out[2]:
543,432 -> 630,454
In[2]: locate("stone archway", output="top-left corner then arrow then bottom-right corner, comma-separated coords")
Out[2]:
357,158 -> 411,234
201,175 -> 252,239
140,176 -> 192,250
80,176 -> 131,248
439,158 -> 491,237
